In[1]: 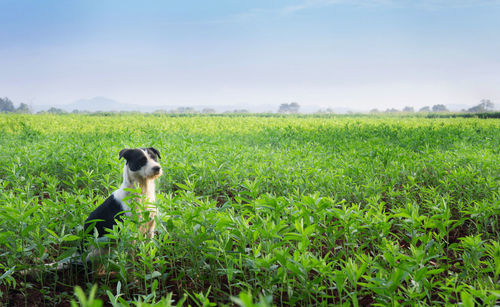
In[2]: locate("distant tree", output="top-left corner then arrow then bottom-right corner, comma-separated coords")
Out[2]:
315,108 -> 334,114
202,108 -> 216,114
289,102 -> 300,113
153,109 -> 168,114
233,109 -> 249,113
47,107 -> 67,114
385,108 -> 399,113
0,97 -> 15,113
369,108 -> 380,114
403,106 -> 414,113
170,107 -> 197,114
16,103 -> 32,114
468,99 -> 495,113
432,104 -> 448,112
279,102 -> 300,114
419,106 -> 430,112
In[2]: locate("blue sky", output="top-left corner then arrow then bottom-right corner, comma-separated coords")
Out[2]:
1,0 -> 499,111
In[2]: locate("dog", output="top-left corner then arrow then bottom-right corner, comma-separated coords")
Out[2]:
85,147 -> 163,240
21,147 -> 163,275
82,147 -> 162,265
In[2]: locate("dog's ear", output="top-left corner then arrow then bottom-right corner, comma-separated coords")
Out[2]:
147,147 -> 161,160
119,148 -> 132,160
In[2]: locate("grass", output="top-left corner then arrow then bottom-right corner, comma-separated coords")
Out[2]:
0,114 -> 499,306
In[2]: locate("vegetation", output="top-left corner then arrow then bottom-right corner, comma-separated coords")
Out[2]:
431,104 -> 449,113
0,114 -> 498,306
0,96 -> 497,115
278,103 -> 300,114
467,99 -> 495,113
0,98 -> 32,114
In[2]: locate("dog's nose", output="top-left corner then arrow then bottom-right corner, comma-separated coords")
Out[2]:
152,166 -> 161,174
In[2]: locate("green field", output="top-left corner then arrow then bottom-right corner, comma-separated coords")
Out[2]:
0,114 -> 499,306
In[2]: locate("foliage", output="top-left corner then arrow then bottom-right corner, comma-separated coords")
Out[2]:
0,97 -> 15,113
47,107 -> 67,114
278,102 -> 300,114
0,114 -> 498,306
16,103 -> 32,114
0,97 -> 33,113
468,99 -> 495,113
432,104 -> 448,112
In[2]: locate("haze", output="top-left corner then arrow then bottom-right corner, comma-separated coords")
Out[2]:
1,0 -> 499,112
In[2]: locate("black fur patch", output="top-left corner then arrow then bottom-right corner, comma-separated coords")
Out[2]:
84,194 -> 131,238
119,148 -> 148,171
143,147 -> 161,161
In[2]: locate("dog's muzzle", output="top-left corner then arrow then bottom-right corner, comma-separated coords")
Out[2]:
152,166 -> 162,175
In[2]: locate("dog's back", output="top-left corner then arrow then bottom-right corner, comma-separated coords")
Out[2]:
84,194 -> 132,237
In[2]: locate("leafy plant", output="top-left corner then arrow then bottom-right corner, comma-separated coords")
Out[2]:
0,114 -> 498,306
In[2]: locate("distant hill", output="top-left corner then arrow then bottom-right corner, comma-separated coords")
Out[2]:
32,97 -> 164,113
30,98 -> 496,114
68,97 -> 137,112
31,98 -> 286,113
32,97 -> 139,112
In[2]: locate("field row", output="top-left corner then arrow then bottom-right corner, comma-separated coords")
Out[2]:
0,114 -> 498,306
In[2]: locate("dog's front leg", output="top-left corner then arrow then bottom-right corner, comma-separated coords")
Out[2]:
139,209 -> 157,239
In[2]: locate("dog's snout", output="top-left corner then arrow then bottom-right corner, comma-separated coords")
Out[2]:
152,166 -> 161,173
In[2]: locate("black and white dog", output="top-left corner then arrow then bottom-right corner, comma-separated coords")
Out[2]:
85,147 -> 163,242
21,147 -> 163,274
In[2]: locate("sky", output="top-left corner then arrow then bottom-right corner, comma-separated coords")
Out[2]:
1,0 -> 499,112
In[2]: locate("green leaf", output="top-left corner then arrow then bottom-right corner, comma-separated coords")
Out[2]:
460,291 -> 475,307
62,234 -> 81,242
145,271 -> 162,280
45,228 -> 59,239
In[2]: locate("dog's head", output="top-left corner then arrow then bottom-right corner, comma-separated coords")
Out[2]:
119,147 -> 162,180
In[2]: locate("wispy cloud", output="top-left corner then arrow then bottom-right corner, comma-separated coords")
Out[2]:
278,0 -> 500,14
188,0 -> 500,25
230,0 -> 500,20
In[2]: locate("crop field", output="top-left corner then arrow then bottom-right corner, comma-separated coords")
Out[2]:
0,114 -> 498,306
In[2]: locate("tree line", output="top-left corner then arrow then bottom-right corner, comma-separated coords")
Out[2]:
368,99 -> 495,114
0,97 -> 32,113
0,97 -> 496,115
